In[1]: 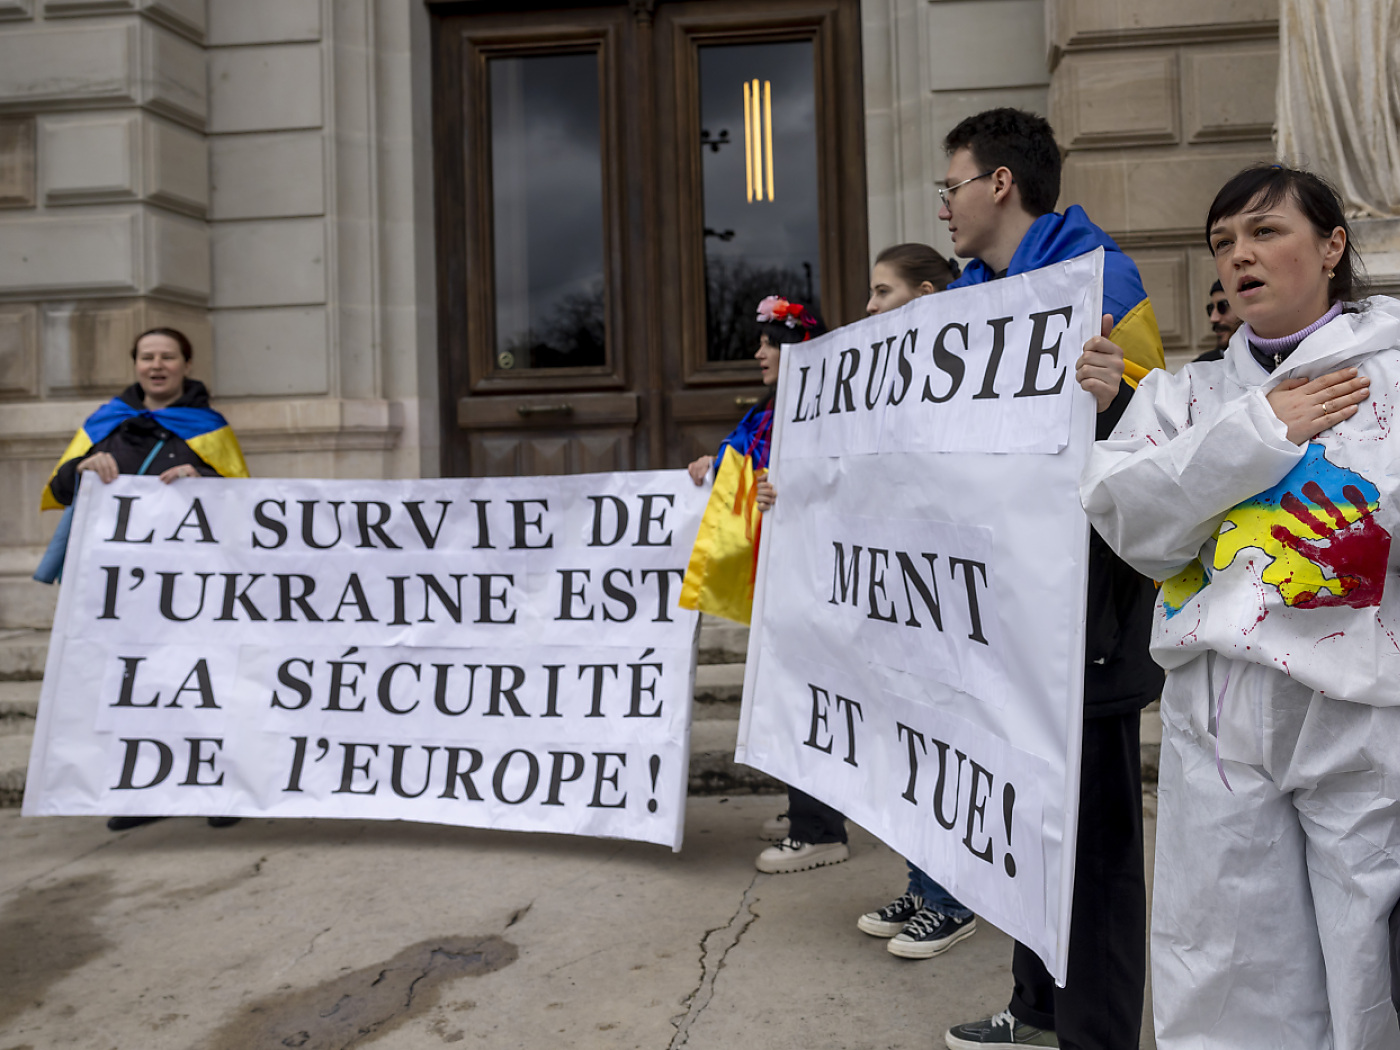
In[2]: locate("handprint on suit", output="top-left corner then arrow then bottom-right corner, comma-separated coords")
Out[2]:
1270,480 -> 1389,609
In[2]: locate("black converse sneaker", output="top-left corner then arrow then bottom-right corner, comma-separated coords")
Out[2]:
887,906 -> 977,958
857,892 -> 924,937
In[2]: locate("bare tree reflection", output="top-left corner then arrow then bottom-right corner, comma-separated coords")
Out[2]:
500,282 -> 606,369
705,257 -> 819,361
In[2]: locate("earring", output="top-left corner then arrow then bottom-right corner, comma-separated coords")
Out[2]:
1329,270 -> 1336,279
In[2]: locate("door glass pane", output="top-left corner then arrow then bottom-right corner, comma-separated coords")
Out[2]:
490,53 -> 606,371
698,42 -> 821,362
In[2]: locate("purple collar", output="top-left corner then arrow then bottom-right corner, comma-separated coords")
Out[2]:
1242,302 -> 1343,369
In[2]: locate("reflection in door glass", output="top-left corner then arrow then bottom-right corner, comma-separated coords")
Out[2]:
491,53 -> 606,370
699,42 -> 821,361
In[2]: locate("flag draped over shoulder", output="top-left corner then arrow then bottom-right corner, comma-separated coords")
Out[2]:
41,396 -> 249,511
949,204 -> 1166,388
680,401 -> 773,625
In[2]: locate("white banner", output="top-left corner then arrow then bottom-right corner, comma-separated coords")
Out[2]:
737,251 -> 1103,980
26,471 -> 707,850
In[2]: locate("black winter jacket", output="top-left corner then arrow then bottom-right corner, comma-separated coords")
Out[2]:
1085,379 -> 1165,717
49,380 -> 221,506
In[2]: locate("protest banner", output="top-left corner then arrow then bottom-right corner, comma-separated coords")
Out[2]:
736,251 -> 1103,980
25,471 -> 707,850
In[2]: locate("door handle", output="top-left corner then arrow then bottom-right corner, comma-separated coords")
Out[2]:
516,403 -> 574,416
734,396 -> 760,407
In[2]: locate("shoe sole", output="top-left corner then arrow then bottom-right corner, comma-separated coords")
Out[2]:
755,845 -> 850,874
945,1028 -> 1024,1050
856,915 -> 906,937
888,918 -> 978,959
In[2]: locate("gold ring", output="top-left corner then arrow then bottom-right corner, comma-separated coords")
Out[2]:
1324,401 -> 1332,413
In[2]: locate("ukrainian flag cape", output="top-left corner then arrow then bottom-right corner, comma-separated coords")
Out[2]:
680,402 -> 772,625
41,385 -> 249,510
949,204 -> 1166,388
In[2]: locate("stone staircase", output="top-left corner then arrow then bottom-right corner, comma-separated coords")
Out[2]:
0,621 -> 1160,806
0,630 -> 45,808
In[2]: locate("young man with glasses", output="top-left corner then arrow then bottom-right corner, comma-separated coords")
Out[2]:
1195,278 -> 1241,361
936,108 -> 1164,1050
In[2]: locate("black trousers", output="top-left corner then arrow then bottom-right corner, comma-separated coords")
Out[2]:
787,786 -> 847,844
1008,711 -> 1146,1050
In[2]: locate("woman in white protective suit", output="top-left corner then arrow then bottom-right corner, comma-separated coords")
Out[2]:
1082,164 -> 1400,1049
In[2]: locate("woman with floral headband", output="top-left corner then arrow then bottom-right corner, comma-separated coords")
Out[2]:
686,294 -> 848,874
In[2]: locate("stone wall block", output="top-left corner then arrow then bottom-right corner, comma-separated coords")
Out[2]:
0,117 -> 35,207
1061,147 -> 1271,241
0,0 -> 33,22
925,0 -> 1050,92
210,131 -> 324,220
1182,44 -> 1277,143
0,303 -> 38,397
208,0 -> 320,46
0,23 -> 139,112
1129,248 -> 1189,349
1054,50 -> 1178,148
39,111 -> 139,203
209,44 -> 324,134
212,218 -> 327,308
1058,152 -> 1129,230
42,297 -> 141,395
43,0 -> 206,41
140,20 -> 206,129
144,113 -> 207,215
1051,0 -> 1278,50
144,208 -> 209,303
144,0 -> 204,41
0,211 -> 139,295
213,306 -> 328,397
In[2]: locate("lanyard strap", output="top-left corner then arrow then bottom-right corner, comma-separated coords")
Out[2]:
136,439 -> 166,476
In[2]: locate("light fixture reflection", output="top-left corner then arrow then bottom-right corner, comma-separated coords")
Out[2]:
743,78 -> 775,202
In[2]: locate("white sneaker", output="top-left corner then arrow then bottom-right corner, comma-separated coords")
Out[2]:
759,812 -> 790,841
857,892 -> 924,937
755,837 -> 849,874
888,907 -> 977,959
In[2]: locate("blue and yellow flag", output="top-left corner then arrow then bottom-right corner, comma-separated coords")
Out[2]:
679,446 -> 765,625
42,396 -> 249,510
949,204 -> 1166,388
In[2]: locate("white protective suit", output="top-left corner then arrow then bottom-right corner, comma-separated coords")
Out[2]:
1082,297 -> 1400,1050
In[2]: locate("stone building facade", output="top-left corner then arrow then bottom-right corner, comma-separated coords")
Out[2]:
0,0 -> 1380,631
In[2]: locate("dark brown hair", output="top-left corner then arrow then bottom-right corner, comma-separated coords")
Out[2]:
1205,165 -> 1365,304
874,243 -> 960,292
943,108 -> 1061,217
130,326 -> 193,362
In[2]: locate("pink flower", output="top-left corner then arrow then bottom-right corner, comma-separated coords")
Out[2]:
756,295 -> 788,324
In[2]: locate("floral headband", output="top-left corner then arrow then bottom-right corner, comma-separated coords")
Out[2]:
756,295 -> 818,339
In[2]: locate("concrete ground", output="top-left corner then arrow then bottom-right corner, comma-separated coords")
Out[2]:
0,793 -> 1157,1050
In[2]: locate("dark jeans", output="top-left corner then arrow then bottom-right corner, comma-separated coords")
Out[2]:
787,786 -> 846,844
906,862 -> 972,920
1008,711 -> 1145,1050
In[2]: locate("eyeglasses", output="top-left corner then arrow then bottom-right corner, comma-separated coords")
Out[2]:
1205,299 -> 1231,318
938,171 -> 994,207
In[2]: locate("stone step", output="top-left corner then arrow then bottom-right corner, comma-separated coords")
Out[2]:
0,679 -> 40,723
697,615 -> 749,666
687,718 -> 782,795
0,730 -> 31,807
0,629 -> 48,681
693,662 -> 744,713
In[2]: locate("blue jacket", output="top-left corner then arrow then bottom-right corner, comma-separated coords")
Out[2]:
949,205 -> 1165,378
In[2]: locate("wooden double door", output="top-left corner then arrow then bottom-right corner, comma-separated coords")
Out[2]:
431,0 -> 867,476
